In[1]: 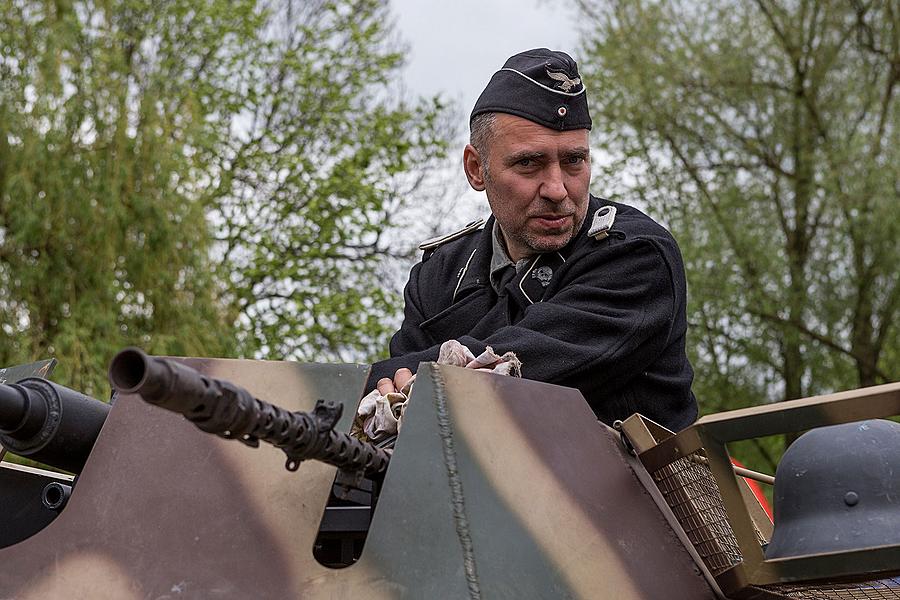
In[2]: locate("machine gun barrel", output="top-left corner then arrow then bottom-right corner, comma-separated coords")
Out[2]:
108,348 -> 390,477
0,379 -> 110,473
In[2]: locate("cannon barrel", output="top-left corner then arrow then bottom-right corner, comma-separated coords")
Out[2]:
0,384 -> 38,435
108,348 -> 390,476
0,379 -> 109,473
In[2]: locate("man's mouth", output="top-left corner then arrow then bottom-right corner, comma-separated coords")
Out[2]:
531,214 -> 572,228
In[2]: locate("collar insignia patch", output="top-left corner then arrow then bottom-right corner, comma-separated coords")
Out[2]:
588,205 -> 617,241
546,68 -> 582,93
531,265 -> 554,287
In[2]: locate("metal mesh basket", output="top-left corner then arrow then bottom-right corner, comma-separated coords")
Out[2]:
650,449 -> 743,575
755,578 -> 900,599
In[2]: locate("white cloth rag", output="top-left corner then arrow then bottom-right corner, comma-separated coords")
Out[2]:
352,340 -> 521,443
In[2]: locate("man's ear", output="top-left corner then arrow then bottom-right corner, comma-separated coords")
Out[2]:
463,144 -> 486,191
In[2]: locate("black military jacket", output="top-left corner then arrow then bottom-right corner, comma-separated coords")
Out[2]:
367,196 -> 698,431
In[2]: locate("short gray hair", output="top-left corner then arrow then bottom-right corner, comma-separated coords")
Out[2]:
469,112 -> 497,179
470,112 -> 497,157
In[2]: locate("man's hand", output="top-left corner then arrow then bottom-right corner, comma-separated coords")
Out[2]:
376,368 -> 413,396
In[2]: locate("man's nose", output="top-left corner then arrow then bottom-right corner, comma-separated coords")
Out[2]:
540,164 -> 568,203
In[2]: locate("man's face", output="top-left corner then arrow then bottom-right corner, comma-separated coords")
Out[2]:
464,114 -> 591,261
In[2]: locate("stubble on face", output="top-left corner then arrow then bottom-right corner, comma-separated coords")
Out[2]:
478,115 -> 591,261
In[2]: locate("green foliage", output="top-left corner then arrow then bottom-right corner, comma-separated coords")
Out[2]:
208,0 -> 451,363
0,0 -> 246,395
0,0 -> 451,396
577,0 -> 899,471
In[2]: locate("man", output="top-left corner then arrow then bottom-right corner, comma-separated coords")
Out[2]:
366,49 -> 698,431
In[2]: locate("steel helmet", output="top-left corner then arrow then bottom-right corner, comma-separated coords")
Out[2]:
765,419 -> 900,558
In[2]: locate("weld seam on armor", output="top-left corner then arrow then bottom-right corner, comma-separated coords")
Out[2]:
431,367 -> 481,600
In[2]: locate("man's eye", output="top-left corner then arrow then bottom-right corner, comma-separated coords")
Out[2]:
565,156 -> 585,164
517,158 -> 533,166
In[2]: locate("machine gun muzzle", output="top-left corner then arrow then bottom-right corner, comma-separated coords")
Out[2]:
0,379 -> 109,473
108,348 -> 390,477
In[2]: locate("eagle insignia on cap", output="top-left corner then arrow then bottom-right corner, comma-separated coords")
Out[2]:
546,68 -> 582,92
531,265 -> 554,287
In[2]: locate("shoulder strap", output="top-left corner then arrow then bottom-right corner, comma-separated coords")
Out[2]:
418,218 -> 486,253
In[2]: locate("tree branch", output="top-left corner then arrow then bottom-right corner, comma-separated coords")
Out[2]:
749,308 -> 891,381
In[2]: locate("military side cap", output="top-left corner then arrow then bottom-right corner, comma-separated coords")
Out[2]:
471,48 -> 591,131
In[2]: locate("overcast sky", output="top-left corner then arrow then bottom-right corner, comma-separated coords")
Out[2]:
390,0 -> 580,139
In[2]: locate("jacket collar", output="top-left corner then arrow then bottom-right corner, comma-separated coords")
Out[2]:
451,221 -> 495,303
452,195 -> 605,304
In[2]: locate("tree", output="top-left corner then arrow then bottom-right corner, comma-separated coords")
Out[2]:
0,0 -> 451,396
208,0 -> 452,363
575,0 -> 899,467
0,0 -> 248,395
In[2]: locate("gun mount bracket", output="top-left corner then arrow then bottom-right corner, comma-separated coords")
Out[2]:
312,399 -> 342,432
612,419 -> 637,457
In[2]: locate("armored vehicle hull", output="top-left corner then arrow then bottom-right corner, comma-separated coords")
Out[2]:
1,357 -> 898,599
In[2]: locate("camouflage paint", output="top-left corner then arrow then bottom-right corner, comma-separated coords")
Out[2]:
0,358 -> 713,599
